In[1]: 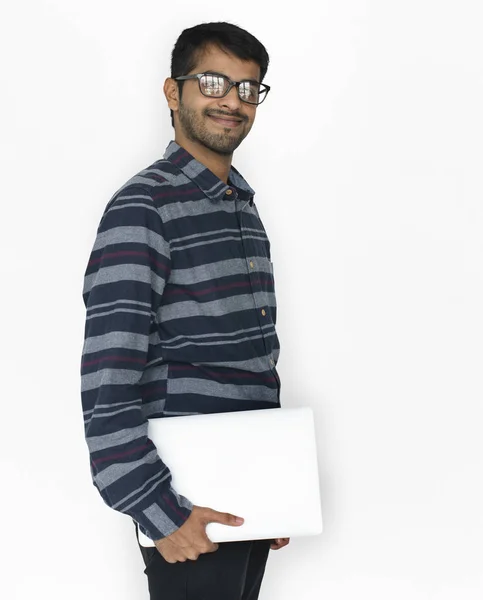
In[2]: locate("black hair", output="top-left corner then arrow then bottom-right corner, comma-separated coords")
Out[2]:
168,21 -> 270,128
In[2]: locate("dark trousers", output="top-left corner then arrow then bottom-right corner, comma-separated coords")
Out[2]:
134,521 -> 272,600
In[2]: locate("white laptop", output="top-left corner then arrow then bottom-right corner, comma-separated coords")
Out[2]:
137,406 -> 323,547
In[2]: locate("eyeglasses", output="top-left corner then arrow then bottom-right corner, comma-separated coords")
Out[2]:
174,72 -> 270,105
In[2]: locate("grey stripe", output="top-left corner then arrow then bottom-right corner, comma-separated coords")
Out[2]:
111,468 -> 170,508
120,472 -> 171,512
168,257 -> 271,285
160,329 -> 276,350
86,307 -> 150,321
184,158 -> 225,194
107,201 -> 158,213
86,423 -> 146,452
229,168 -> 255,194
170,226 -> 266,245
85,405 -> 140,426
140,399 -> 167,417
83,399 -> 140,416
181,158 -> 206,178
139,363 -> 169,384
81,369 -> 143,391
241,226 -> 268,234
84,264 -> 166,297
137,168 -> 189,188
160,199 -> 233,223
85,299 -> 151,311
190,356 -> 273,372
142,354 -> 275,375
112,193 -> 153,201
143,502 -> 179,537
94,449 -> 159,491
159,324 -> 269,344
172,235 -> 267,253
170,228 -> 240,243
126,174 -> 170,188
92,225 -> 170,257
169,487 -> 193,511
171,235 -> 242,252
169,377 -> 276,401
82,331 -> 149,354
157,292 -> 276,323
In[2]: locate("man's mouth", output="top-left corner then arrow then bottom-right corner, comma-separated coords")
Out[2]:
208,115 -> 243,128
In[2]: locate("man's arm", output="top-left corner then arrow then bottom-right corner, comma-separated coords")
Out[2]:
80,186 -> 193,540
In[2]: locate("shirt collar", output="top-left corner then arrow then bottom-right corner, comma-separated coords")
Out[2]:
162,139 -> 255,206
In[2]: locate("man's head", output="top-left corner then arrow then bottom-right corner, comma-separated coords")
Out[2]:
164,22 -> 270,156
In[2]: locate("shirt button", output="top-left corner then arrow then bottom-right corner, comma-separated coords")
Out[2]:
225,188 -> 233,195
249,260 -> 254,268
261,309 -> 266,316
269,358 -> 274,366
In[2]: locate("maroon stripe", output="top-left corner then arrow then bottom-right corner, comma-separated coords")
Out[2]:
171,149 -> 190,165
148,173 -> 168,183
92,443 -> 149,465
162,493 -> 190,521
169,363 -> 277,383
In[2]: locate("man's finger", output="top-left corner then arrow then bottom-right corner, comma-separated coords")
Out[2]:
270,537 -> 290,550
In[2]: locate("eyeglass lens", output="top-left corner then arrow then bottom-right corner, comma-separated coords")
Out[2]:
200,74 -> 265,104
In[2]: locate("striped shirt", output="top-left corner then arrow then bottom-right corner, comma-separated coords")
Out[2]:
80,139 -> 281,541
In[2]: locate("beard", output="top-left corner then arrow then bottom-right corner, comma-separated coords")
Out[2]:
177,100 -> 249,156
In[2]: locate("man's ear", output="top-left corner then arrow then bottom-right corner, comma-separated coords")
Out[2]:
163,77 -> 179,112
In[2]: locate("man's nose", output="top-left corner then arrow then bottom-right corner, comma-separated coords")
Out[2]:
218,85 -> 242,110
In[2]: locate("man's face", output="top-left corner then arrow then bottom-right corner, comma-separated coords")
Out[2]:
170,45 -> 261,156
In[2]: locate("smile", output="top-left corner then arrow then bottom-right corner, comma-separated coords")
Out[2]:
208,115 -> 243,128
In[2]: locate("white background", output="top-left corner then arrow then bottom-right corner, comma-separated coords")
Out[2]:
1,1 -> 482,598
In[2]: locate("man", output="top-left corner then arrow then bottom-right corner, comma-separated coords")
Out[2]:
80,21 -> 288,600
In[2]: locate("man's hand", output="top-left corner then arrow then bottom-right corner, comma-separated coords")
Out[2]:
270,537 -> 290,550
153,505 -> 244,563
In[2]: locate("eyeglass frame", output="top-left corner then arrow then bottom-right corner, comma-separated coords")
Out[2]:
173,71 -> 271,105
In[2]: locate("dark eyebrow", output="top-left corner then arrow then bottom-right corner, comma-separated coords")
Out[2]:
203,70 -> 260,84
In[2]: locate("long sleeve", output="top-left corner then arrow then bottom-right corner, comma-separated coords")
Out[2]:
80,186 -> 193,540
